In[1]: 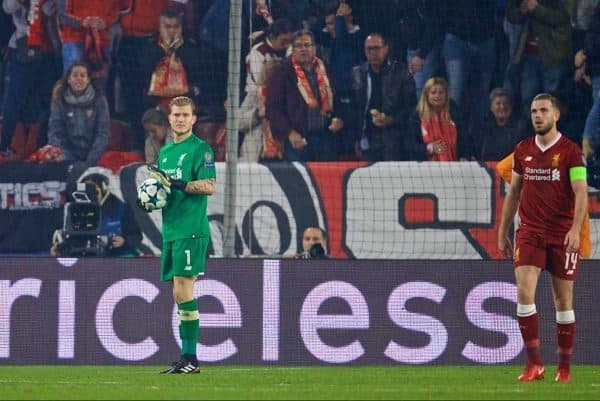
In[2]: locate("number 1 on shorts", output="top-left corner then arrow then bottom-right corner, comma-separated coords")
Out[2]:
184,249 -> 192,270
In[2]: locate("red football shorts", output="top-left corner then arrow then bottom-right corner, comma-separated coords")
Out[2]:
514,228 -> 579,281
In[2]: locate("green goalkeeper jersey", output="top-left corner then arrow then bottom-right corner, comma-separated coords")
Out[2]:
158,134 -> 216,242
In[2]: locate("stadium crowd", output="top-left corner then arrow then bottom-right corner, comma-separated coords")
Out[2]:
0,0 -> 598,165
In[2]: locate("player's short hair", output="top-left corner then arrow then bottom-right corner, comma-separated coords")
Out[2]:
532,93 -> 560,110
168,96 -> 196,115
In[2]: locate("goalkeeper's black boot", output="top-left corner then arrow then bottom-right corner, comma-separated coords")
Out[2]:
161,356 -> 200,374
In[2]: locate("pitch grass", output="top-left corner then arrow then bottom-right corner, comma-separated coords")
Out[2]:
0,365 -> 599,400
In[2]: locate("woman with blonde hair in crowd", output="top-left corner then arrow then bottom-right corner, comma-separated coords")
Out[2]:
408,76 -> 470,161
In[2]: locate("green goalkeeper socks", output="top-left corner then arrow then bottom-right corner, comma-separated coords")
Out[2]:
178,299 -> 199,356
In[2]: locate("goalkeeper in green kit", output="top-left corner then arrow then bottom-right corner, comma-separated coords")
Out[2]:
152,96 -> 216,374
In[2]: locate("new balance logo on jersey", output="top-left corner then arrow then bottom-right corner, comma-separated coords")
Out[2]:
162,158 -> 167,163
525,156 -> 533,161
552,169 -> 560,181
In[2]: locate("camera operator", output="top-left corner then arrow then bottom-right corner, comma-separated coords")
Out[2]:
296,226 -> 329,259
51,173 -> 143,257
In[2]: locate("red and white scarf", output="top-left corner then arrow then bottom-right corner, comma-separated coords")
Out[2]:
291,55 -> 333,116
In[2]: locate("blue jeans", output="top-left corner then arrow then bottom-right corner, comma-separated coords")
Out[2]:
519,55 -> 565,114
502,19 -> 523,99
407,46 -> 441,98
0,50 -> 58,151
442,33 -> 496,137
583,76 -> 600,149
592,75 -> 600,103
0,53 -> 28,151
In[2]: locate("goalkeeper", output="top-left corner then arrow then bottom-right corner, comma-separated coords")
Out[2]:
153,96 -> 216,374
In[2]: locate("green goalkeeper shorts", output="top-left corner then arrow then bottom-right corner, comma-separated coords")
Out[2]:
160,236 -> 209,281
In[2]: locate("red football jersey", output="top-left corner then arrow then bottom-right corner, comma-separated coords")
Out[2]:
513,134 -> 585,238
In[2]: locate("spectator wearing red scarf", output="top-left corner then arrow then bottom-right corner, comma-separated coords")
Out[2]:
266,29 -> 344,161
409,77 -> 471,161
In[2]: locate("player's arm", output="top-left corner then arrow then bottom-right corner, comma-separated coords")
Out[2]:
184,179 -> 216,195
185,147 -> 217,195
498,172 -> 522,257
564,170 -> 588,252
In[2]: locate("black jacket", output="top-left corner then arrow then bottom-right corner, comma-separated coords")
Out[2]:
351,59 -> 417,161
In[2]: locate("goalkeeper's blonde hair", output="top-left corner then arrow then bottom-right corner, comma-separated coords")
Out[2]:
168,96 -> 196,115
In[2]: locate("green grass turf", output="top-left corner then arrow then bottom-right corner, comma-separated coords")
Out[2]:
0,365 -> 598,400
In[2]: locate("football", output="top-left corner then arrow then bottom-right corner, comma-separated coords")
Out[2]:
137,178 -> 170,210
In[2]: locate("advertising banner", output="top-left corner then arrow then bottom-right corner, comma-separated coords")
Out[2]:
2,161 -> 600,259
1,258 -> 599,365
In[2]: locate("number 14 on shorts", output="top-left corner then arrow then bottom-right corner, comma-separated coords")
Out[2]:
564,252 -> 578,275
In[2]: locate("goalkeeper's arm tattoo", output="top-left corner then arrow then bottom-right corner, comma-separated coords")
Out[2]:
185,178 -> 216,195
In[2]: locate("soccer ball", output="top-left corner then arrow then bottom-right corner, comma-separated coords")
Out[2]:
137,178 -> 170,210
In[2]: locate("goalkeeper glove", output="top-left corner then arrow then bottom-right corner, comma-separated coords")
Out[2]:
148,165 -> 188,192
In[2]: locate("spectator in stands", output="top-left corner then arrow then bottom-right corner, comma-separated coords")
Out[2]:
57,0 -> 121,90
141,106 -> 172,164
580,4 -> 600,157
315,2 -> 364,89
400,0 -> 444,98
117,0 -> 170,152
245,18 -> 293,97
502,10 -> 524,104
351,33 -> 417,161
164,0 -> 195,38
239,18 -> 292,161
315,1 -> 365,159
140,10 -> 202,111
266,29 -> 344,161
506,0 -> 572,117
0,0 -> 60,162
408,76 -> 468,161
474,87 -> 527,161
571,0 -> 597,57
440,0 -> 496,142
48,61 -> 111,165
240,58 -> 285,162
196,0 -> 253,111
296,226 -> 329,259
51,173 -> 142,257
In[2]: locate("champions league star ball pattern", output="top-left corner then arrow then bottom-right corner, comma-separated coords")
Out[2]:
137,178 -> 170,210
